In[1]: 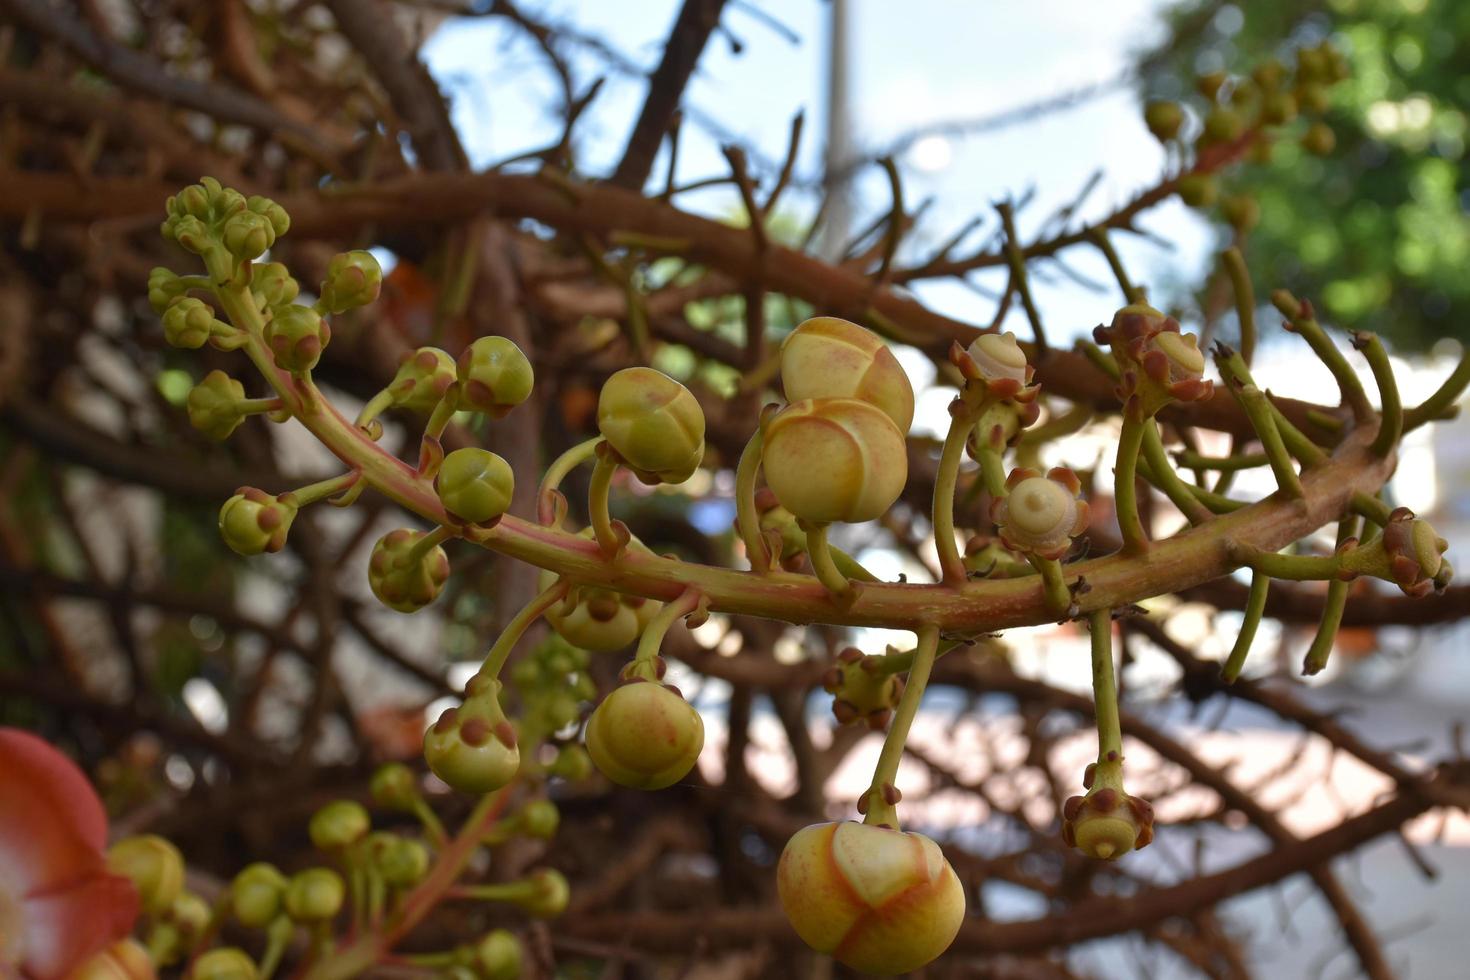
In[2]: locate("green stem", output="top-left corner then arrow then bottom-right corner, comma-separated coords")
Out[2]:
862,625 -> 938,829
258,916 -> 293,980
1230,542 -> 1340,580
405,524 -> 455,565
1302,516 -> 1360,675
1354,333 -> 1402,456
1078,339 -> 1121,380
418,393 -> 458,479
734,429 -> 772,572
537,436 -> 602,525
1089,609 -> 1121,765
933,407 -> 976,585
1030,555 -> 1072,615
409,799 -> 447,849
239,396 -> 284,416
1221,247 -> 1257,366
1137,458 -> 1247,513
1404,349 -> 1470,431
1215,347 -> 1329,466
998,202 -> 1047,350
977,445 -> 1008,501
1221,571 -> 1270,683
1349,491 -> 1394,526
830,547 -> 881,583
587,452 -> 620,556
476,579 -> 572,681
804,522 -> 855,602
1272,291 -> 1373,422
285,470 -> 362,508
1237,385 -> 1303,498
1115,414 -> 1149,554
1173,449 -> 1267,472
354,388 -> 396,431
1139,422 -> 1212,524
633,588 -> 703,670
1087,228 -> 1145,304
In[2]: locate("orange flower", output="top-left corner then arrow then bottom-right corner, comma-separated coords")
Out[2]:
0,729 -> 140,979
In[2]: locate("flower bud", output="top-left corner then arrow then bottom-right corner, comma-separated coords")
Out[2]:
585,680 -> 703,790
549,745 -> 593,781
777,821 -> 965,975
377,836 -> 431,888
425,678 -> 521,794
1296,82 -> 1330,114
517,799 -> 560,839
319,250 -> 383,314
370,762 -> 420,811
1252,58 -> 1286,91
368,528 -> 451,613
388,347 -> 458,414
247,194 -> 290,238
517,869 -> 570,919
174,184 -> 211,219
230,863 -> 287,928
1221,195 -> 1261,233
1143,100 -> 1184,142
780,317 -> 915,432
69,940 -> 155,980
1195,71 -> 1227,101
219,489 -> 297,556
284,867 -> 345,923
1202,106 -> 1244,144
992,467 -> 1090,561
1093,304 -> 1213,417
250,261 -> 300,309
163,297 -> 222,349
1062,762 -> 1154,860
457,336 -> 534,417
965,331 -> 1029,387
107,834 -> 184,915
1368,508 -> 1451,598
265,305 -> 330,373
166,214 -> 213,255
437,448 -> 514,524
597,367 -> 705,484
190,949 -> 258,980
222,210 -> 275,261
762,398 -> 907,525
187,371 -> 249,441
1176,173 -> 1218,208
1261,90 -> 1298,125
148,267 -> 189,315
821,648 -> 900,730
471,929 -> 522,980
539,535 -> 661,650
1302,121 -> 1336,156
170,891 -> 212,939
309,800 -> 371,851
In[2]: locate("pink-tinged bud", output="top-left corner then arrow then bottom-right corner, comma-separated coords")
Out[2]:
368,528 -> 450,613
1093,304 -> 1214,417
538,533 -> 662,649
389,347 -> 458,414
822,648 -> 901,730
597,367 -> 706,484
1354,508 -> 1452,598
250,261 -> 299,309
264,305 -> 330,373
218,489 -> 297,556
780,317 -> 915,433
777,822 -> 965,974
436,448 -> 514,525
457,336 -> 534,418
762,398 -> 908,525
991,467 -> 1089,560
585,681 -> 703,790
162,298 -> 222,349
319,250 -> 382,314
424,678 -> 521,794
1062,775 -> 1155,861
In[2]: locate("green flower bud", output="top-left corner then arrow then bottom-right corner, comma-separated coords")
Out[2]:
425,677 -> 521,794
284,867 -> 345,923
219,489 -> 297,556
1176,173 -> 1218,208
170,891 -> 212,939
107,834 -> 184,915
309,800 -> 371,850
388,347 -> 458,414
517,869 -> 570,919
265,305 -> 329,373
163,297 -> 223,349
1143,100 -> 1184,142
189,948 -> 259,980
436,448 -> 514,524
377,837 -> 431,888
319,250 -> 383,313
597,367 -> 705,484
1296,82 -> 1330,115
549,745 -> 593,781
1261,91 -> 1298,125
1062,762 -> 1154,860
821,647 -> 901,731
1202,106 -> 1244,144
761,398 -> 907,525
247,194 -> 291,238
175,184 -> 211,219
585,681 -> 703,790
167,214 -> 213,254
778,822 -> 965,975
250,261 -> 300,309
230,863 -> 288,928
222,210 -> 275,261
457,336 -> 534,418
1296,44 -> 1330,84
780,317 -> 915,433
1302,121 -> 1336,156
187,370 -> 249,441
471,929 -> 523,980
1195,70 -> 1227,101
369,762 -> 420,811
1221,195 -> 1261,233
368,528 -> 451,613
1252,58 -> 1286,91
517,799 -> 560,840
539,533 -> 662,650
148,267 -> 189,315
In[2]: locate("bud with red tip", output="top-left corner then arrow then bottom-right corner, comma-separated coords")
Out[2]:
1093,304 -> 1214,419
219,488 -> 297,556
1062,756 -> 1155,861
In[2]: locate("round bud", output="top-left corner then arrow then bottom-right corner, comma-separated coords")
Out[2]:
822,650 -> 901,730
222,210 -> 275,261
1143,100 -> 1184,142
250,261 -> 300,308
424,679 -> 521,794
1221,195 -> 1261,233
539,535 -> 662,650
992,469 -> 1090,561
247,194 -> 290,238
170,891 -> 212,939
68,940 -> 155,980
319,250 -> 383,314
1302,121 -> 1336,156
388,348 -> 457,414
369,763 -> 420,811
368,528 -> 451,613
597,367 -> 706,484
436,448 -> 515,524
107,834 -> 184,915
377,837 -> 431,888
519,869 -> 570,918
518,799 -> 560,840
457,336 -> 534,417
1296,82 -> 1330,114
1176,173 -> 1218,208
219,490 -> 297,556
1252,58 -> 1286,91
230,863 -> 288,928
308,800 -> 371,850
585,682 -> 703,790
190,949 -> 258,980
265,305 -> 329,373
965,331 -> 1029,386
777,821 -> 965,975
163,297 -> 220,349
1261,91 -> 1298,125
187,370 -> 248,441
762,398 -> 908,525
780,317 -> 915,432
1202,107 -> 1244,144
1297,45 -> 1330,83
1062,782 -> 1155,861
471,929 -> 523,980
148,267 -> 188,315
284,867 -> 345,923
1195,70 -> 1227,101
549,745 -> 594,781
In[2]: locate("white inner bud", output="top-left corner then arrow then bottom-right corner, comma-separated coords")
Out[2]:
1154,332 -> 1205,378
967,332 -> 1028,384
1010,477 -> 1070,536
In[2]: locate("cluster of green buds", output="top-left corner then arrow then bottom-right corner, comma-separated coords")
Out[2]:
106,835 -> 210,967
821,646 -> 903,730
507,634 -> 597,750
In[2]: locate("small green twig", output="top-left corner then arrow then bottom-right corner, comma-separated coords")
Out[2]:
1221,247 -> 1257,367
862,625 -> 939,829
1352,332 -> 1402,456
587,451 -> 621,557
477,579 -> 571,681
933,403 -> 976,585
734,429 -> 772,572
1087,228 -> 1145,304
538,436 -> 603,525
1115,414 -> 1149,554
1236,385 -> 1303,498
1271,290 -> 1373,422
1404,349 -> 1469,431
1221,571 -> 1270,683
1140,422 -> 1213,524
1302,516 -> 1360,675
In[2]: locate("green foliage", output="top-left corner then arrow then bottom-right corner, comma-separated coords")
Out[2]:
1142,0 -> 1470,349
